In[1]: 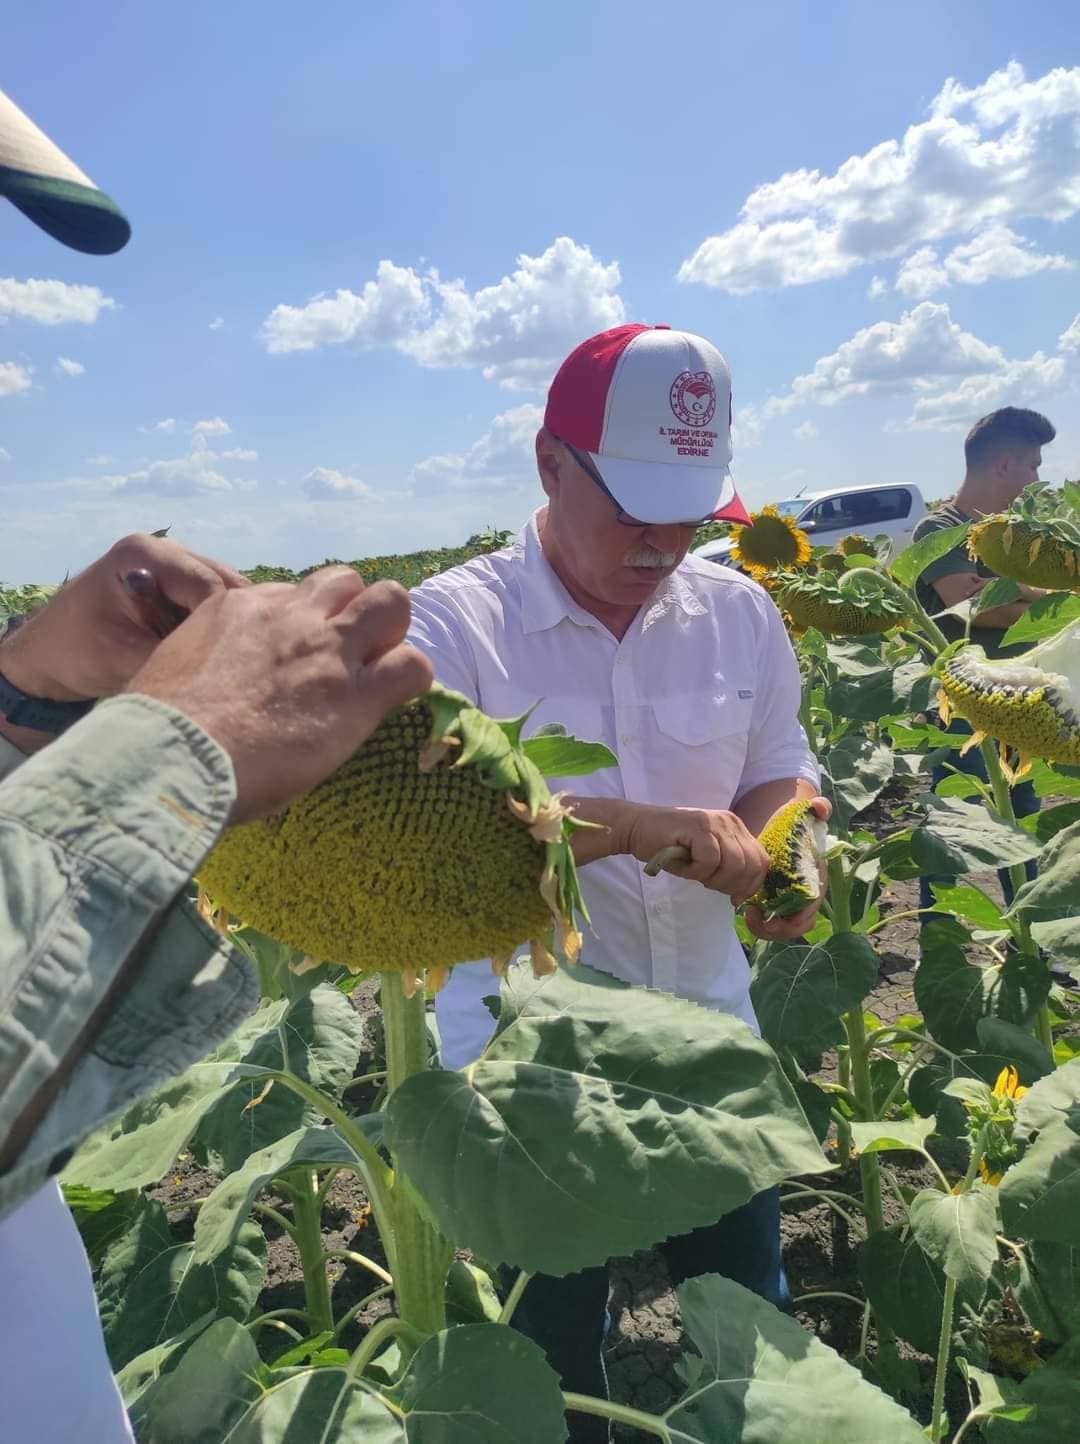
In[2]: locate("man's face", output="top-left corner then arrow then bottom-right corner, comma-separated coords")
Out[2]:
1000,444 -> 1043,501
536,433 -> 699,608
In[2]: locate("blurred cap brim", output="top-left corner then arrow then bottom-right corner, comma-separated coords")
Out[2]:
0,89 -> 130,255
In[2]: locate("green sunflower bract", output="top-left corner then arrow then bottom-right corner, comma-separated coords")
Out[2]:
776,569 -> 910,638
199,684 -> 587,987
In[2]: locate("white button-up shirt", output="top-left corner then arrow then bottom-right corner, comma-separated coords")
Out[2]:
407,512 -> 818,1068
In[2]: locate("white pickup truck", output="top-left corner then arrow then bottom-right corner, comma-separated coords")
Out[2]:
695,482 -> 928,567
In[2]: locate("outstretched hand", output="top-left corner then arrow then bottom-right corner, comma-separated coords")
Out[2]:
128,566 -> 432,823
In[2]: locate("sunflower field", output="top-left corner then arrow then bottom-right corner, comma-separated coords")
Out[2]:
11,491 -> 1080,1442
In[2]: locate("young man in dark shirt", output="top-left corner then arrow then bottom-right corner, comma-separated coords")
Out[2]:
914,407 -> 1056,658
913,407 -> 1056,913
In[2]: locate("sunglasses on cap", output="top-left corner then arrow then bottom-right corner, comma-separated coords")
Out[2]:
558,439 -> 713,530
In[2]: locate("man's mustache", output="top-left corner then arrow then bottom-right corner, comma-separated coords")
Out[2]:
624,544 -> 678,567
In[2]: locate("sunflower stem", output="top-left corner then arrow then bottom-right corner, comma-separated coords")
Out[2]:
873,568 -> 952,653
380,974 -> 451,1351
979,740 -> 1054,1057
830,854 -> 886,1240
292,1168 -> 334,1335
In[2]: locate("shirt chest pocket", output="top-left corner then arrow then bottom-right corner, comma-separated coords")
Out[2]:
648,690 -> 755,809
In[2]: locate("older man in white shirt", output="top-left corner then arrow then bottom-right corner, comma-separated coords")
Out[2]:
407,323 -> 827,1441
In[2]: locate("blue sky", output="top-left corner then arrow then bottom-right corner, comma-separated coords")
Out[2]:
2,0 -> 1080,582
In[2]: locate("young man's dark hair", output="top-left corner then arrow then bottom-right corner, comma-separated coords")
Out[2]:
964,407 -> 1057,471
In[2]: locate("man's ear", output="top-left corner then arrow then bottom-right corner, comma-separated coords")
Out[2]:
535,427 -> 562,499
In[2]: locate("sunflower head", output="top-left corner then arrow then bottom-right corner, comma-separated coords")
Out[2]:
837,533 -> 876,557
961,1063 -> 1030,1187
818,553 -> 848,575
730,505 -> 812,579
992,1065 -> 1028,1102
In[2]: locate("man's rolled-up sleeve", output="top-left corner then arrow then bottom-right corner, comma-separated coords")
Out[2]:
0,694 -> 257,1216
733,597 -> 819,801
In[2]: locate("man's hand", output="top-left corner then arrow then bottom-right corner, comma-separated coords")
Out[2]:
621,803 -> 772,903
127,567 -> 432,823
0,533 -> 247,703
742,796 -> 832,942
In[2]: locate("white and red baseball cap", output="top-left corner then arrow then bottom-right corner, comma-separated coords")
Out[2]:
544,323 -> 749,525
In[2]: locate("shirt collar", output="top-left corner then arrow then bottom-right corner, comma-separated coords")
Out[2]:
517,509 -> 707,635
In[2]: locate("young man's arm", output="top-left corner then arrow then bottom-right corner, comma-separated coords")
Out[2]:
930,569 -> 1048,631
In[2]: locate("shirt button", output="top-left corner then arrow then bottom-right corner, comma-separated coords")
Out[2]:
619,734 -> 634,746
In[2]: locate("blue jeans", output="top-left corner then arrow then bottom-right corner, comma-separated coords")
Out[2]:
919,719 -> 1039,915
509,1187 -> 789,1444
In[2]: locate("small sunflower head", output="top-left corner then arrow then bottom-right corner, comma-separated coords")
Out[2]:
992,1065 -> 1029,1102
730,505 -> 812,579
961,1064 -> 1029,1187
837,533 -> 876,557
818,553 -> 848,575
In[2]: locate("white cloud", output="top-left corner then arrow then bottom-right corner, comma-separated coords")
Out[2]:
867,275 -> 888,299
732,402 -> 765,451
904,353 -> 1066,430
106,445 -> 254,498
895,247 -> 950,299
896,226 -> 1071,298
742,300 -> 1068,435
55,356 -> 85,378
192,416 -> 231,436
209,316 -> 225,330
263,260 -> 429,355
1060,313 -> 1080,352
786,302 -> 1007,407
0,277 -> 116,325
943,225 -> 1071,286
144,417 -> 177,435
679,62 -> 1080,293
262,237 -> 624,390
85,454 -> 115,466
0,447 -> 10,462
680,217 -> 850,293
793,420 -> 818,441
0,362 -> 32,397
411,405 -> 542,491
302,466 -> 372,500
221,447 -> 258,462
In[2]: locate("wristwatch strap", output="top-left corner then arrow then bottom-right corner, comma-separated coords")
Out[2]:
0,616 -> 96,732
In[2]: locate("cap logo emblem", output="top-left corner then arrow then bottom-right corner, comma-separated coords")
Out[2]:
669,370 -> 717,428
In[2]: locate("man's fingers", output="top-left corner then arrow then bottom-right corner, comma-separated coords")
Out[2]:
810,795 -> 831,822
299,564 -> 367,616
186,551 -> 250,590
743,904 -> 768,937
358,642 -> 432,714
111,535 -> 244,616
721,833 -> 768,902
676,829 -> 722,883
339,580 -> 412,663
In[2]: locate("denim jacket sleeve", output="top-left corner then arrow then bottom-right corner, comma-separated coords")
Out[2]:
0,693 -> 258,1218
